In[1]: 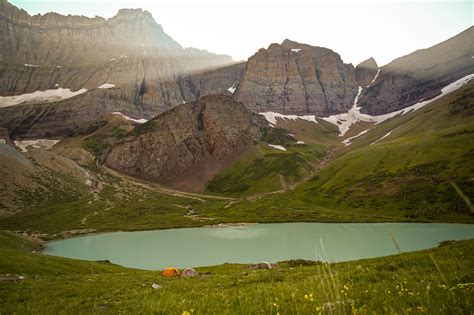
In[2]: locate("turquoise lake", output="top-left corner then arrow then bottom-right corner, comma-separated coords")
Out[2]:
43,223 -> 474,270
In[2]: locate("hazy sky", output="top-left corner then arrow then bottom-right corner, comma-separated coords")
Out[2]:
10,0 -> 473,66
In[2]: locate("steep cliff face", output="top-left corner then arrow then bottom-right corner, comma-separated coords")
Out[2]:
178,62 -> 245,100
355,58 -> 378,87
0,0 -> 242,118
104,95 -> 268,184
0,63 -> 245,140
358,26 -> 474,115
234,39 -> 358,116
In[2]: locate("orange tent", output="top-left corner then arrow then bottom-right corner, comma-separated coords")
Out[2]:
162,267 -> 180,278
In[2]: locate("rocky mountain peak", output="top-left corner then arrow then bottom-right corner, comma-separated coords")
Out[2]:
281,39 -> 299,47
0,0 -> 27,19
104,95 -> 267,189
108,8 -> 160,29
358,26 -> 474,115
234,40 -> 357,116
114,8 -> 153,19
0,1 -> 243,120
357,57 -> 377,69
355,57 -> 379,87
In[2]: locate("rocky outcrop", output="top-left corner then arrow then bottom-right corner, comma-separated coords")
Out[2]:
0,0 -> 242,119
0,127 -> 11,145
104,95 -> 268,184
358,26 -> 474,115
234,39 -> 358,116
355,58 -> 378,87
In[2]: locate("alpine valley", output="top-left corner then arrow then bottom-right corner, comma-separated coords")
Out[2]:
0,0 -> 473,313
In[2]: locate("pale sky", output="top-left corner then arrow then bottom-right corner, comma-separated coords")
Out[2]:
10,0 -> 473,66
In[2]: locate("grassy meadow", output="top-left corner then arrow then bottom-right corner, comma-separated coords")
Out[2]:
0,231 -> 473,314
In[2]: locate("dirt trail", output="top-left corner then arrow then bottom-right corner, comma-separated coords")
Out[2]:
102,166 -> 235,202
287,150 -> 334,190
101,149 -> 334,210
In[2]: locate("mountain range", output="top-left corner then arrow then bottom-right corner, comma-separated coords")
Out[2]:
0,0 -> 243,118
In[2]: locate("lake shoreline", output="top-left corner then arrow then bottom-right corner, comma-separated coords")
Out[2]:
41,222 -> 474,271
17,218 -> 474,247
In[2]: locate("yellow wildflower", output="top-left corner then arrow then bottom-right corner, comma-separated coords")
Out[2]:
417,306 -> 428,313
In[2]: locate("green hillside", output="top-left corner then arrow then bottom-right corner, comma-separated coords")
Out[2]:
1,83 -> 473,238
205,142 -> 326,197
214,82 -> 474,223
294,82 -> 474,219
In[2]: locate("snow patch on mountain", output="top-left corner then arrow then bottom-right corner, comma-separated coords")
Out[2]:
342,129 -> 370,146
227,84 -> 237,94
0,88 -> 88,107
322,74 -> 474,136
98,83 -> 115,89
260,112 -> 318,125
112,112 -> 148,124
367,69 -> 380,87
14,139 -> 60,153
268,144 -> 287,151
371,130 -> 394,145
321,86 -> 364,136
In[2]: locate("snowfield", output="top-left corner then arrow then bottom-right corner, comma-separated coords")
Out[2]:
367,69 -> 380,88
0,88 -> 88,107
98,83 -> 115,89
257,74 -> 473,148
320,86 -> 364,136
14,139 -> 60,152
268,144 -> 287,151
322,74 -> 474,137
227,85 -> 237,94
342,129 -> 369,146
371,130 -> 395,145
112,112 -> 148,124
260,112 -> 318,125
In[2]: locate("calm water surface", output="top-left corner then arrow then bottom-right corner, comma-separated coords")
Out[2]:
43,223 -> 474,270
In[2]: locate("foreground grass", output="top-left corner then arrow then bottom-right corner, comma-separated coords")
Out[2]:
0,231 -> 473,314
